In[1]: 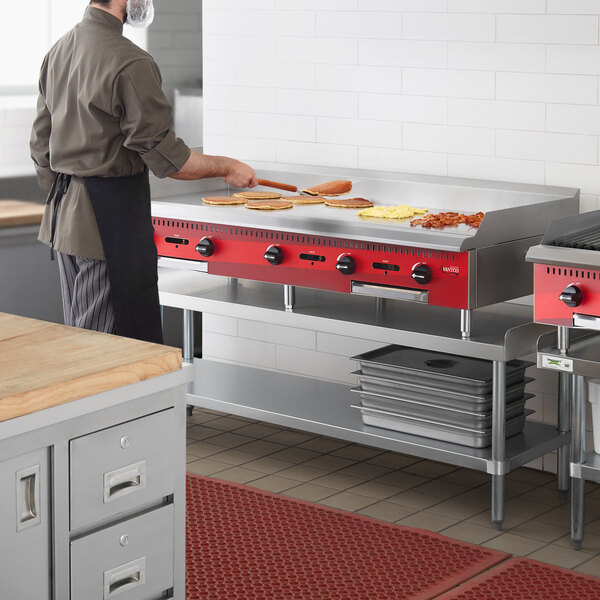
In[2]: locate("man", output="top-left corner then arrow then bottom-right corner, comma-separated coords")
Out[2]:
30,0 -> 256,344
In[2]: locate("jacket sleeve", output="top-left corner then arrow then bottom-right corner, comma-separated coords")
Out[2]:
30,55 -> 56,190
113,58 -> 191,178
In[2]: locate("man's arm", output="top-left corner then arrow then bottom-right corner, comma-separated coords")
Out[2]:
169,151 -> 257,188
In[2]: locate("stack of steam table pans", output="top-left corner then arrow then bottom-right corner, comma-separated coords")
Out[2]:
351,346 -> 534,448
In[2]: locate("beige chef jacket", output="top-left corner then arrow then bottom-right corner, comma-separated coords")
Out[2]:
30,7 -> 191,260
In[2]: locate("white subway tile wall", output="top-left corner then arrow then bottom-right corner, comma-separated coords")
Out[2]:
202,2 -> 600,469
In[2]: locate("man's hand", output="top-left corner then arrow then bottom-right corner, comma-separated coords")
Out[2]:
223,158 -> 258,188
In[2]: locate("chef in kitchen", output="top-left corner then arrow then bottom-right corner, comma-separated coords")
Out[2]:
30,0 -> 256,344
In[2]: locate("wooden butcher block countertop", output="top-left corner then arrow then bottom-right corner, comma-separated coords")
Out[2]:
0,200 -> 45,228
0,312 -> 182,423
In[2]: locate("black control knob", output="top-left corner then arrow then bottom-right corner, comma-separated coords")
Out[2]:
411,263 -> 432,285
264,245 -> 284,265
195,237 -> 215,257
559,285 -> 582,307
336,254 -> 356,275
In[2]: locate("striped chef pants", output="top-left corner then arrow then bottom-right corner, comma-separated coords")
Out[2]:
56,252 -> 116,334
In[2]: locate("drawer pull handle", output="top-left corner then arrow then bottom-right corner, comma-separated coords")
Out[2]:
103,461 -> 146,503
16,465 -> 41,531
104,557 -> 146,599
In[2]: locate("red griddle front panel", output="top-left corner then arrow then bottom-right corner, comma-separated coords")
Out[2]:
534,263 -> 600,326
153,218 -> 471,309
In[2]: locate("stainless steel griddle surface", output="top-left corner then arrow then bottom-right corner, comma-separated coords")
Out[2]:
152,163 -> 579,252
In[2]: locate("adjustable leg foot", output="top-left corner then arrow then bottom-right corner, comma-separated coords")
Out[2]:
186,405 -> 194,417
493,521 -> 503,531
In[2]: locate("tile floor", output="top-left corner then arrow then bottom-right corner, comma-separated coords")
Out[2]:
186,407 -> 600,576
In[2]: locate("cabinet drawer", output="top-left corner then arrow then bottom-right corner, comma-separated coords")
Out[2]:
71,504 -> 174,600
70,409 -> 175,530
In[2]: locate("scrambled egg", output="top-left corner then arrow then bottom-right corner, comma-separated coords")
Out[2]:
357,205 -> 428,220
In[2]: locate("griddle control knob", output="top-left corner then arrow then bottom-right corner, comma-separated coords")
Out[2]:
195,237 -> 215,257
411,263 -> 432,285
559,285 -> 582,308
336,254 -> 356,275
264,245 -> 283,265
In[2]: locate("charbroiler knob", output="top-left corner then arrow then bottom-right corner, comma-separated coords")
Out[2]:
195,237 -> 215,257
559,285 -> 582,308
264,245 -> 283,265
336,254 -> 356,275
411,263 -> 432,285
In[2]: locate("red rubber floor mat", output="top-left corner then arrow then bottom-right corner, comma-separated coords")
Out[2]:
186,474 -> 509,600
437,557 -> 600,599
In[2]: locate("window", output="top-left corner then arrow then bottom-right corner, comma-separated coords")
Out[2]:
0,0 -> 146,93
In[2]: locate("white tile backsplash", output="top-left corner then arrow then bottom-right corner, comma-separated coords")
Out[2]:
199,1 -> 600,473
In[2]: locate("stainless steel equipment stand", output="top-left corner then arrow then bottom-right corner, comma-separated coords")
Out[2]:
557,327 -> 572,500
571,375 -> 587,550
183,309 -> 195,417
161,271 -> 572,530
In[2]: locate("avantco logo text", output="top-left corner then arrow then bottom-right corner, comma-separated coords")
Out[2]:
442,266 -> 460,275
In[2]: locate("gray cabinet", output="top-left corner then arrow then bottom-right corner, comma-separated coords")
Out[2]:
0,447 -> 51,600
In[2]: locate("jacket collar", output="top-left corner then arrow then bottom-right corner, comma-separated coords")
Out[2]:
83,6 -> 124,34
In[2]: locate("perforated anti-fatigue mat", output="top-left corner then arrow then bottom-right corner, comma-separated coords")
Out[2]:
438,558 -> 600,600
186,473 -> 509,600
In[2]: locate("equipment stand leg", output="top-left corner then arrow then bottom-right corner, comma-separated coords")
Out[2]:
571,374 -> 586,550
183,309 -> 195,417
461,309 -> 472,340
491,361 -> 506,530
284,285 -> 295,312
557,326 -> 571,499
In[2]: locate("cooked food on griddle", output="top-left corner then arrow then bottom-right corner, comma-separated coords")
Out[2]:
358,205 -> 428,219
202,196 -> 247,205
410,211 -> 485,229
245,199 -> 294,210
233,191 -> 283,200
301,180 -> 353,196
283,195 -> 326,205
324,197 -> 373,209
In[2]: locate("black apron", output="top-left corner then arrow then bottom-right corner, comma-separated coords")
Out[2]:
84,170 -> 163,344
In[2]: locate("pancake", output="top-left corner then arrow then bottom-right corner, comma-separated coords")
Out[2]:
301,180 -> 353,196
202,196 -> 247,205
245,199 -> 294,210
324,197 -> 373,209
233,191 -> 282,200
283,195 -> 325,205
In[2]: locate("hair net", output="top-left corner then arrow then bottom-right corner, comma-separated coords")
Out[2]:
126,0 -> 154,28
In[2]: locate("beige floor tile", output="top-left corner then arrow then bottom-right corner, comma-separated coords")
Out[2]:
483,532 -> 547,556
208,449 -> 258,466
186,440 -> 225,458
412,480 -> 469,500
527,544 -> 595,569
212,466 -> 264,485
397,511 -> 457,532
574,555 -> 600,576
519,487 -> 569,508
264,430 -> 316,446
301,454 -> 357,472
186,425 -> 221,441
440,522 -> 501,545
330,445 -> 384,461
504,497 -> 555,519
554,532 -> 600,554
535,506 -> 571,528
366,452 -> 421,470
346,480 -> 400,500
193,408 -> 227,416
439,469 -> 490,488
233,423 -> 285,439
358,501 -> 416,523
248,475 -> 299,494
452,488 -> 492,508
186,459 -> 231,476
268,447 -> 321,464
205,432 -> 256,449
427,499 -> 484,520
508,519 -> 567,543
242,456 -> 295,474
234,439 -> 287,456
204,416 -> 249,431
320,491 -> 377,512
275,464 -> 329,483
466,510 -> 529,530
374,470 -> 428,490
282,483 -> 338,502
403,460 -> 459,479
311,472 -> 365,491
387,490 -> 442,510
186,454 -> 198,464
187,412 -> 221,425
585,518 -> 600,535
337,462 -> 392,480
507,467 -> 555,486
296,437 -> 350,453
478,479 -> 537,499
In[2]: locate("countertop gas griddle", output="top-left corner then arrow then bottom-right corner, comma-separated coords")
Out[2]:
152,165 -> 578,337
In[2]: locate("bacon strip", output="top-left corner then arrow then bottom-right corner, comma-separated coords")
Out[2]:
410,211 -> 485,229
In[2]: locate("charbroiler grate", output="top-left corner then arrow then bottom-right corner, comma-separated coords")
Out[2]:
552,227 -> 600,251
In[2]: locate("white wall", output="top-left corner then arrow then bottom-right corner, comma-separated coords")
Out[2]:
202,0 -> 599,467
